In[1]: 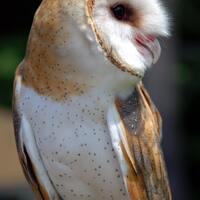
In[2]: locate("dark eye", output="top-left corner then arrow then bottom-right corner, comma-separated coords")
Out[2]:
111,4 -> 126,20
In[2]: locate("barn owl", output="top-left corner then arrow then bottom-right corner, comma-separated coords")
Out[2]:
13,0 -> 171,199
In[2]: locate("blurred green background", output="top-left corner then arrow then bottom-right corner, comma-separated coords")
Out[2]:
0,0 -> 199,199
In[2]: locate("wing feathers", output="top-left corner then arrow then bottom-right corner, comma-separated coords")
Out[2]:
13,72 -> 61,200
107,83 -> 171,200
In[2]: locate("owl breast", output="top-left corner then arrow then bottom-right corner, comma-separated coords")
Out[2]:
19,84 -> 130,200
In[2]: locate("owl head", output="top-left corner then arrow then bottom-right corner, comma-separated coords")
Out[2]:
86,0 -> 169,78
26,0 -> 170,85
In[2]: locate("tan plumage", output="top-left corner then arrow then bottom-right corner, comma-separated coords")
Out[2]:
114,83 -> 171,199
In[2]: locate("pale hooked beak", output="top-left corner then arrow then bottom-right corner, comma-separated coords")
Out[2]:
135,33 -> 161,64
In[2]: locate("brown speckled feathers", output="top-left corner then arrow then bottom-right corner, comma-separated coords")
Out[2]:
115,83 -> 171,200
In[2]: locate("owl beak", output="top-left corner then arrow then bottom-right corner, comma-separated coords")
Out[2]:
135,34 -> 161,64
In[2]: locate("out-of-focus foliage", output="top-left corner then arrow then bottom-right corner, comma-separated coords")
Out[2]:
177,0 -> 200,197
0,0 -> 40,107
177,0 -> 200,39
179,47 -> 200,89
0,35 -> 27,107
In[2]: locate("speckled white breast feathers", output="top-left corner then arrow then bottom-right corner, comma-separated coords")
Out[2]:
16,76 -> 134,199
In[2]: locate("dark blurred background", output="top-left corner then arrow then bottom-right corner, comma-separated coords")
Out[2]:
0,0 -> 199,199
